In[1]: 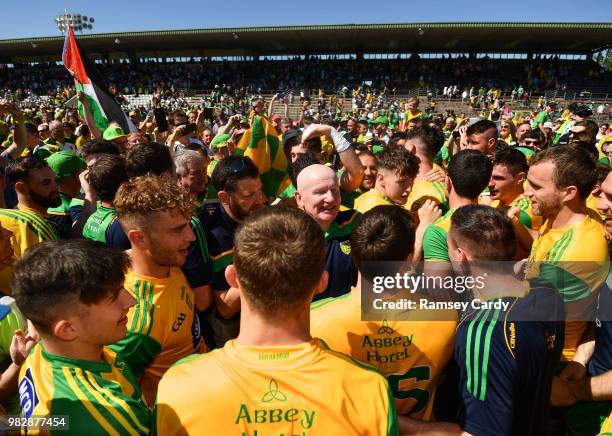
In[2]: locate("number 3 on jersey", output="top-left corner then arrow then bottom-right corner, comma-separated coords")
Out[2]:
387,365 -> 431,414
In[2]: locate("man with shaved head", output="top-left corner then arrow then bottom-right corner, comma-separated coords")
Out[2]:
295,164 -> 359,299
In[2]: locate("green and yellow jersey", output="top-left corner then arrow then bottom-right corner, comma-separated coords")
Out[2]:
600,412 -> 612,435
422,209 -> 456,262
515,146 -> 536,163
354,188 -> 392,214
154,338 -> 398,435
110,268 -> 206,402
0,206 -> 60,258
526,213 -> 609,360
492,194 -> 542,230
310,289 -> 456,419
18,344 -> 150,435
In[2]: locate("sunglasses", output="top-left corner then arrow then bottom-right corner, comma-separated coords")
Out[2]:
524,140 -> 541,145
228,158 -> 246,174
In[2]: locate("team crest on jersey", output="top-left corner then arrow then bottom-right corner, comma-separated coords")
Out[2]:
191,312 -> 202,349
19,368 -> 39,419
377,319 -> 394,335
339,241 -> 351,255
262,379 -> 287,403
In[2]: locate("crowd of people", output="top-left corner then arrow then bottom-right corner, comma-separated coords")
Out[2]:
0,83 -> 610,435
2,55 -> 610,100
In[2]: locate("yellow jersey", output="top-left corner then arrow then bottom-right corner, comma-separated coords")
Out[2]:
526,213 -> 609,360
354,188 -> 392,214
0,206 -> 60,257
110,268 -> 206,403
155,338 -> 398,435
405,180 -> 446,213
310,289 -> 456,419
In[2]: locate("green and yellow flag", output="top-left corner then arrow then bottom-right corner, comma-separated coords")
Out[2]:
235,115 -> 290,199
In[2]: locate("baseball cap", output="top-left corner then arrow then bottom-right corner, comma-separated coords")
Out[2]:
37,123 -> 49,132
46,151 -> 86,179
102,125 -> 126,141
211,133 -> 231,149
282,128 -> 301,148
574,105 -> 593,118
369,116 -> 389,126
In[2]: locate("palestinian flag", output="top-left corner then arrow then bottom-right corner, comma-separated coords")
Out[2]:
235,115 -> 290,199
62,25 -> 134,134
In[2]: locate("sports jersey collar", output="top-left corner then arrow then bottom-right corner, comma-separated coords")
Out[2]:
39,343 -> 113,373
371,186 -> 392,204
17,204 -> 48,218
59,192 -> 72,203
541,212 -> 592,234
127,267 -> 181,285
224,339 -> 322,370
325,209 -> 359,240
48,193 -> 72,212
98,204 -> 117,213
434,208 -> 455,225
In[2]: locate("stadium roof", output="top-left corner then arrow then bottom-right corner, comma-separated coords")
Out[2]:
1,22 -> 611,63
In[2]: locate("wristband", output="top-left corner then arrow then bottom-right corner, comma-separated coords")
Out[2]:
330,128 -> 351,153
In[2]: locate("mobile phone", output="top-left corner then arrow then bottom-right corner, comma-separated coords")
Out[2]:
153,108 -> 168,133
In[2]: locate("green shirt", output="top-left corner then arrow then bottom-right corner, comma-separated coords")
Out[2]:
83,206 -> 118,243
82,205 -> 130,249
531,111 -> 550,129
434,145 -> 450,167
516,146 -> 536,161
422,209 -> 456,262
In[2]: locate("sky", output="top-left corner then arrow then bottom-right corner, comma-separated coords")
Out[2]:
3,0 -> 612,39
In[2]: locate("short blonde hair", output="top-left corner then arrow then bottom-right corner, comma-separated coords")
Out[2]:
114,175 -> 197,229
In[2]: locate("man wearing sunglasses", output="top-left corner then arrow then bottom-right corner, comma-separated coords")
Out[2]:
516,131 -> 544,162
197,156 -> 264,348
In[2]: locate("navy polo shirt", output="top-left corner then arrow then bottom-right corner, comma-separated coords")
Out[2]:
197,202 -> 237,291
181,215 -> 213,289
316,209 -> 359,301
